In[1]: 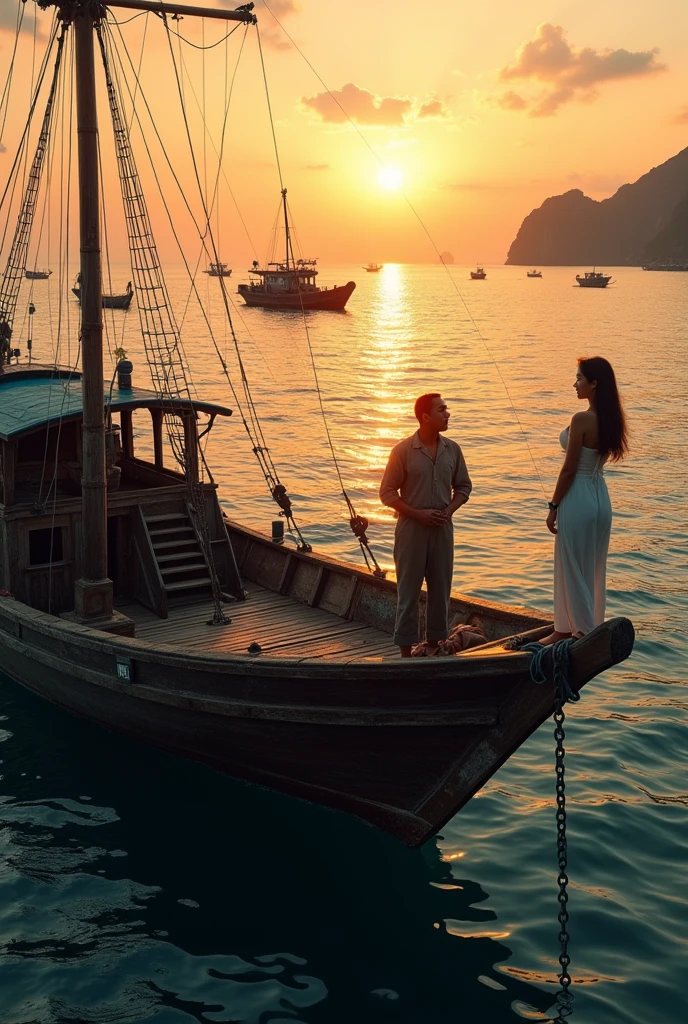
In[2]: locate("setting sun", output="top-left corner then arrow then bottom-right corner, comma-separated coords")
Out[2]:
377,165 -> 404,191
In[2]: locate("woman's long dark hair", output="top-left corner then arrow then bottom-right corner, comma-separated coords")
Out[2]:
578,356 -> 628,461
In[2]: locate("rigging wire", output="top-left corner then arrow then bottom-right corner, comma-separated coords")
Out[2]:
256,24 -> 385,574
258,0 -> 548,499
155,13 -> 311,549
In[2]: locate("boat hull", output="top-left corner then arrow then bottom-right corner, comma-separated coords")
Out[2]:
0,528 -> 634,846
72,287 -> 134,309
25,270 -> 51,280
575,277 -> 611,288
238,281 -> 356,311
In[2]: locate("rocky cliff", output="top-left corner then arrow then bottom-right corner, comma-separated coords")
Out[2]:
505,148 -> 688,266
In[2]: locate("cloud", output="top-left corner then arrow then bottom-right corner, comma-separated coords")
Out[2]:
305,163 -> 329,170
253,0 -> 300,51
496,90 -> 527,111
418,99 -> 450,119
496,23 -> 666,116
302,83 -> 413,126
672,105 -> 688,124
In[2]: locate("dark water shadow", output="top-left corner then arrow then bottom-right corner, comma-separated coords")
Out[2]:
0,670 -> 555,1022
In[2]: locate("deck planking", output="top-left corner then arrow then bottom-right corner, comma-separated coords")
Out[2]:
117,582 -> 400,661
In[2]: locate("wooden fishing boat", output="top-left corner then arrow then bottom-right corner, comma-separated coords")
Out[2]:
364,262 -> 383,272
527,269 -> 542,278
0,1 -> 634,847
238,188 -> 356,311
575,269 -> 612,288
25,268 -> 52,280
204,262 -> 232,277
470,266 -> 486,279
72,274 -> 134,309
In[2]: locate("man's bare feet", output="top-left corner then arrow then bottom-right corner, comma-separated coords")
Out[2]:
538,630 -> 573,647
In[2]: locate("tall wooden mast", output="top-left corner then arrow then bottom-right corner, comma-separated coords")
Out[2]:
48,0 -> 256,623
72,2 -> 111,621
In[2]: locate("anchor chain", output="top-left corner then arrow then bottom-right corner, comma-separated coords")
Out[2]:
513,637 -> 579,1021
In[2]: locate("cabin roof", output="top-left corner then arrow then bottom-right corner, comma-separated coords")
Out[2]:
0,370 -> 232,441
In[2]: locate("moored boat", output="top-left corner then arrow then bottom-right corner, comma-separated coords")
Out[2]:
0,1 -> 634,847
25,268 -> 52,280
72,274 -> 134,309
363,262 -> 383,272
238,189 -> 355,311
527,269 -> 542,278
204,262 -> 232,277
471,266 -> 486,279
575,269 -> 612,288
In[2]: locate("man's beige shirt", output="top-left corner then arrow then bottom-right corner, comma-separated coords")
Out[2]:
379,432 -> 472,512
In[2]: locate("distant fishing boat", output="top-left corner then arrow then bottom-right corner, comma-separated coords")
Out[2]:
25,268 -> 52,280
641,263 -> 688,272
575,269 -> 612,288
527,269 -> 542,278
238,188 -> 356,311
470,266 -> 486,280
72,274 -> 134,309
363,262 -> 383,272
204,262 -> 232,278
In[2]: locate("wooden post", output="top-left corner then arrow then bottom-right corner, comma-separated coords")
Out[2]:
120,409 -> 134,460
73,7 -> 112,621
1,440 -> 16,506
151,408 -> 164,470
183,414 -> 199,485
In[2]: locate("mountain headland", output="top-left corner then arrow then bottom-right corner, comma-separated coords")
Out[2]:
505,147 -> 688,266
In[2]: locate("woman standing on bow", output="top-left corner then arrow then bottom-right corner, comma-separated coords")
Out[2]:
541,356 -> 628,646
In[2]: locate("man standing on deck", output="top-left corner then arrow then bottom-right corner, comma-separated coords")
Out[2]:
380,393 -> 472,657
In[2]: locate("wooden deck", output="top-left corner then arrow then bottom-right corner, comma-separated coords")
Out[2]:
117,582 -> 400,661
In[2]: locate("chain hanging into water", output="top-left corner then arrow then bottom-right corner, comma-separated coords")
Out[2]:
519,638 -> 579,1021
256,26 -> 385,576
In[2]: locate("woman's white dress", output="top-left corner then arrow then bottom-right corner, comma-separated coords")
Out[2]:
554,427 -> 612,635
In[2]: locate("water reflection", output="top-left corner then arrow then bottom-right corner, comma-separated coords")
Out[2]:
0,673 -> 555,1022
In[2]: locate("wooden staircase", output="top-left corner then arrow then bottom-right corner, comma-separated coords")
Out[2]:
130,493 -> 244,619
145,510 -> 212,604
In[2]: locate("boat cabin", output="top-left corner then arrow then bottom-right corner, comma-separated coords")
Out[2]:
245,260 -> 320,294
0,364 -> 239,621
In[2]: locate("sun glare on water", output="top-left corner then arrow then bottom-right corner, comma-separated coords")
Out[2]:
377,165 -> 404,191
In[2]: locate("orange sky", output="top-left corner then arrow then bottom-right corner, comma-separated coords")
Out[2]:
1,0 -> 688,266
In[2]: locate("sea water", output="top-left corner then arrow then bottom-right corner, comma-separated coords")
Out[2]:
1,264 -> 686,1022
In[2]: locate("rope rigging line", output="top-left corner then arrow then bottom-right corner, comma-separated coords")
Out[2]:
0,0 -> 29,148
97,19 -> 231,625
0,17 -> 67,367
258,0 -> 548,502
157,11 -> 312,551
256,24 -> 385,575
0,15 -> 61,256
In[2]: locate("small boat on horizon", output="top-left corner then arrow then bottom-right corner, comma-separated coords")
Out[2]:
527,269 -> 542,278
641,262 -> 688,272
25,268 -> 52,280
575,269 -> 612,288
363,262 -> 383,272
72,273 -> 134,309
203,262 -> 232,278
238,188 -> 355,311
470,266 -> 486,280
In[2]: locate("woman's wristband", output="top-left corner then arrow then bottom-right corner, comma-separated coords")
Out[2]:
548,501 -> 559,512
